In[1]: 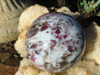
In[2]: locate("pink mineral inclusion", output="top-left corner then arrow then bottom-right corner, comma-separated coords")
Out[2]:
31,55 -> 36,62
55,29 -> 60,34
33,44 -> 38,48
76,40 -> 79,44
63,34 -> 68,39
56,35 -> 63,40
37,65 -> 43,67
67,45 -> 72,50
34,50 -> 39,55
50,40 -> 56,49
41,25 -> 48,31
46,31 -> 49,33
75,47 -> 77,50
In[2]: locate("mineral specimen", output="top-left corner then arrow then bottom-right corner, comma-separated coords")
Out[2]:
25,12 -> 85,73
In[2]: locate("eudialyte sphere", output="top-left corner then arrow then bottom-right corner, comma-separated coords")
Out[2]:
25,12 -> 85,73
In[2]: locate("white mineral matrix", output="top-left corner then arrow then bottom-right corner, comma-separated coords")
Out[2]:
25,12 -> 85,73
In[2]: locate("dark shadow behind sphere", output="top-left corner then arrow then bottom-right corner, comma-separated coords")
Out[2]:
77,16 -> 97,60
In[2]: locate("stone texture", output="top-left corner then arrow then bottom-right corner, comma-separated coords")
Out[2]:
0,0 -> 34,43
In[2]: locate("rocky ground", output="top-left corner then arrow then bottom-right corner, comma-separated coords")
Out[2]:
0,41 -> 22,75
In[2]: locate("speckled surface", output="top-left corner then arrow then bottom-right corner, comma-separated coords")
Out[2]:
25,12 -> 85,73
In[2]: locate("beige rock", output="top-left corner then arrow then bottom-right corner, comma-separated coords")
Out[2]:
14,30 -> 27,57
39,71 -> 55,75
21,66 -> 39,75
0,0 -> 33,43
15,58 -> 36,75
18,4 -> 49,32
76,61 -> 100,75
66,66 -> 92,75
57,7 -> 73,15
15,58 -> 55,75
85,22 -> 100,65
56,7 -> 80,19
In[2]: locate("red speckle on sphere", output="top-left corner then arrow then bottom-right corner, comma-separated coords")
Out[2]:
37,65 -> 43,67
34,50 -> 39,54
41,25 -> 48,31
55,29 -> 60,34
66,40 -> 69,44
76,41 -> 79,44
73,41 -> 75,44
68,45 -> 71,50
27,53 -> 30,56
33,44 -> 38,48
31,55 -> 36,62
46,31 -> 49,33
51,32 -> 53,34
50,40 -> 56,49
39,48 -> 42,51
75,47 -> 77,50
59,35 -> 62,40
59,19 -> 64,21
56,35 -> 59,38
70,39 -> 73,41
45,21 -> 48,24
55,18 -> 57,20
56,35 -> 62,40
61,19 -> 64,21
57,25 -> 59,28
64,34 -> 68,38
62,43 -> 65,45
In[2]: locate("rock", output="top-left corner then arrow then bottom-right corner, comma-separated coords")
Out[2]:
0,0 -> 34,43
14,30 -> 27,57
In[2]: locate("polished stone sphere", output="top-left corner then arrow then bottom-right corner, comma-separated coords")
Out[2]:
25,12 -> 85,73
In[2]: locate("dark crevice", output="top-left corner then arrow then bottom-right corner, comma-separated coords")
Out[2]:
86,16 -> 100,26
11,0 -> 18,9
